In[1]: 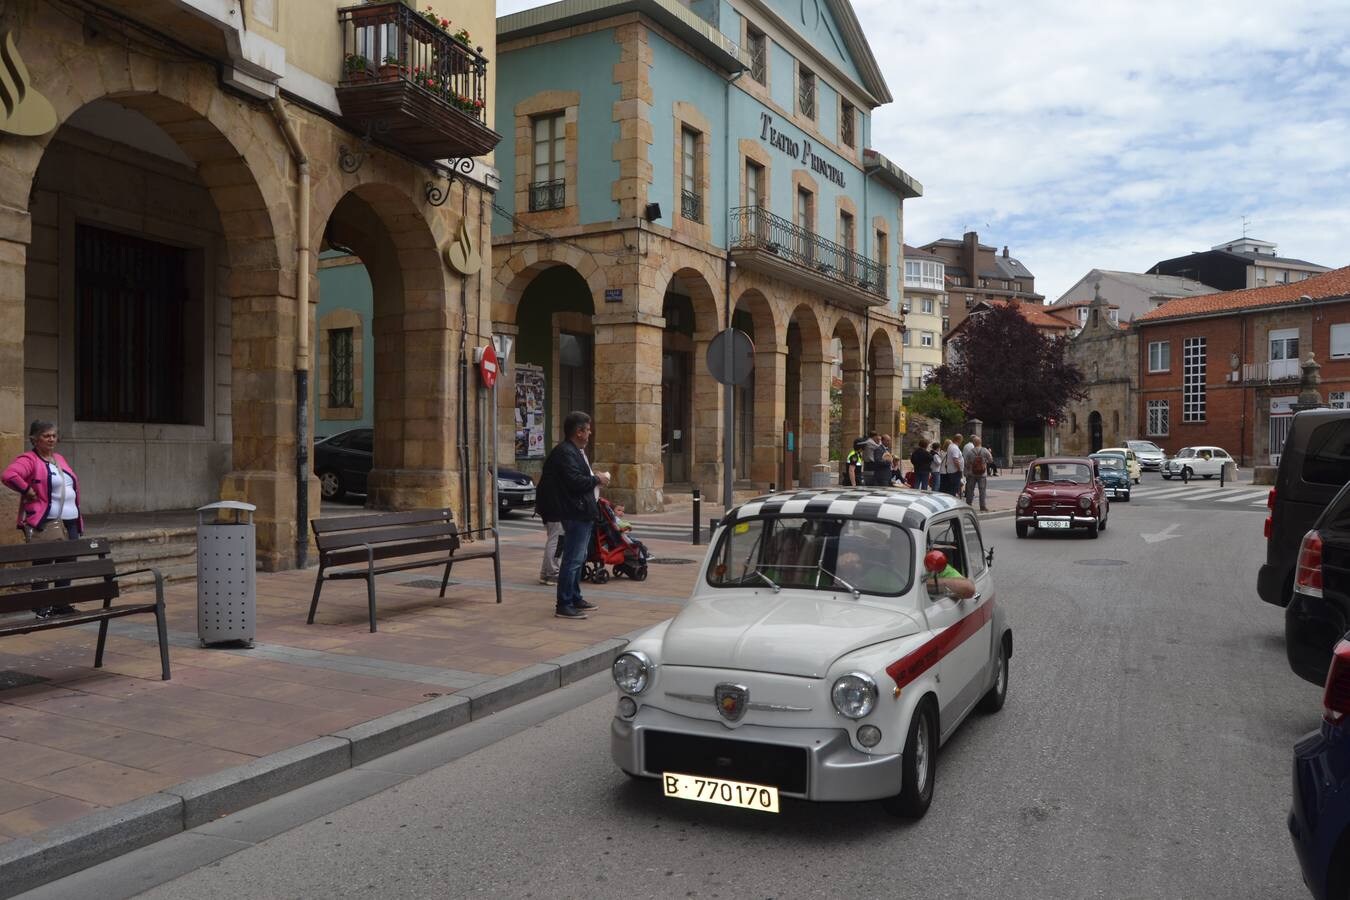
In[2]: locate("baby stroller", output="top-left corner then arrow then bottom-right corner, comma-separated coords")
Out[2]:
582,497 -> 650,583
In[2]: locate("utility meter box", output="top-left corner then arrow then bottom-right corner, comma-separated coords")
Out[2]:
196,501 -> 257,646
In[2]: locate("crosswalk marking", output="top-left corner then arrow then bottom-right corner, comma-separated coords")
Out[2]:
1181,488 -> 1238,501
1215,490 -> 1269,504
1135,485 -> 1200,500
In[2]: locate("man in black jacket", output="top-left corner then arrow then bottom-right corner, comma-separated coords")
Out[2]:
536,411 -> 610,619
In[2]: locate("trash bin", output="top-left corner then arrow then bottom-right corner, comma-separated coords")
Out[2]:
196,501 -> 257,647
810,464 -> 833,488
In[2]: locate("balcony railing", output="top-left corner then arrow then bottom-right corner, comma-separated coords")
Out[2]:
681,189 -> 703,223
529,179 -> 565,212
1241,359 -> 1301,383
337,1 -> 500,162
730,206 -> 885,299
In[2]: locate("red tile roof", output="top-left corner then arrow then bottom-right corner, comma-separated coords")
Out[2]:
990,299 -> 1073,331
1136,264 -> 1350,323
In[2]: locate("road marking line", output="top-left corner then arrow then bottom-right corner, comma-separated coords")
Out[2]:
1215,490 -> 1269,503
1136,485 -> 1201,499
1182,489 -> 1235,501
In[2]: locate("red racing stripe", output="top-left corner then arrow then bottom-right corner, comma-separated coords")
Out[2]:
885,600 -> 994,689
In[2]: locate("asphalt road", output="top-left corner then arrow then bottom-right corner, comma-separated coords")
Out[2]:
26,493 -> 1318,899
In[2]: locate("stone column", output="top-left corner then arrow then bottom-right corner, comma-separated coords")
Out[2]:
871,363 -> 902,441
753,347 -> 786,487
220,284 -> 307,571
691,335 -> 724,503
1003,421 -> 1015,467
592,313 -> 663,513
840,363 -> 864,447
0,209 -> 31,546
966,418 -> 983,441
797,351 -> 831,483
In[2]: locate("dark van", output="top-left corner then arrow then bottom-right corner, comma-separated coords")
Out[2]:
1258,408 -> 1350,608
1285,479 -> 1350,685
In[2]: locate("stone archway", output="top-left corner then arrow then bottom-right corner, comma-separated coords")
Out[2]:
786,304 -> 827,485
317,184 -> 449,514
732,288 -> 779,485
1089,410 -> 1104,452
6,41 -> 294,560
658,267 -> 722,498
832,315 -> 864,461
868,326 -> 901,439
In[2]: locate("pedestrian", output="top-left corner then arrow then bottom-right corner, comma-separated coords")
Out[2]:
537,516 -> 563,585
930,441 -> 942,489
871,433 -> 893,486
934,438 -> 951,494
963,435 -> 993,511
910,440 -> 932,491
946,434 -> 965,496
844,437 -> 867,487
2,420 -> 85,618
535,411 -> 610,619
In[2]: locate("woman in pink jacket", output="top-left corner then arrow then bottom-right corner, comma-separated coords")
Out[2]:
3,420 -> 84,617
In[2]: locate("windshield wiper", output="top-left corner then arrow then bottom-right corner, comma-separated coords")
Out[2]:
819,568 -> 860,599
749,568 -> 781,593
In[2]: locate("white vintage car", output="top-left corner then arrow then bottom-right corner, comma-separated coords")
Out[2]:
1161,445 -> 1236,481
610,488 -> 1012,819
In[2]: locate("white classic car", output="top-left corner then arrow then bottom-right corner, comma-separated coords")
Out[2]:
1161,445 -> 1236,481
610,488 -> 1012,819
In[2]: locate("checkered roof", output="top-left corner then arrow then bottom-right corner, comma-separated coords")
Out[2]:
726,489 -> 963,531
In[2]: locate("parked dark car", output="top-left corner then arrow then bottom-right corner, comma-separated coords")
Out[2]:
1090,452 -> 1132,501
1289,632 -> 1350,900
315,427 -> 372,500
1286,480 -> 1350,687
1260,409 -> 1350,607
1015,457 -> 1109,539
313,427 -> 535,515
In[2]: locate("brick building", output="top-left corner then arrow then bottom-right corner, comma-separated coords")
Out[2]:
919,231 -> 1043,335
1134,267 -> 1350,466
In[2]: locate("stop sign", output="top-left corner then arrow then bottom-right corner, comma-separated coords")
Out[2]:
479,342 -> 498,389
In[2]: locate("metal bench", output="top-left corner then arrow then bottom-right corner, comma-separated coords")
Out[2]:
0,538 -> 171,680
307,508 -> 501,633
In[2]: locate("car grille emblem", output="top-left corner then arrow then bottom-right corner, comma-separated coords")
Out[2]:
714,683 -> 749,722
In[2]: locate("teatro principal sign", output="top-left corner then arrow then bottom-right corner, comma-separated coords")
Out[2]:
759,112 -> 847,189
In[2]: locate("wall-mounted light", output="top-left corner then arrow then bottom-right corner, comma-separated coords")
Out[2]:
644,202 -> 662,222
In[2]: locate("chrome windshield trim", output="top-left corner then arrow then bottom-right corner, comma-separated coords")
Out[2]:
665,692 -> 813,712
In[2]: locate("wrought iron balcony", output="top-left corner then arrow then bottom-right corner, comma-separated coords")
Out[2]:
337,1 -> 500,163
529,179 -> 565,212
729,206 -> 886,306
681,189 -> 703,223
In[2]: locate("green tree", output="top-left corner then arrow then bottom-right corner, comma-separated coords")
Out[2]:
904,383 -> 966,432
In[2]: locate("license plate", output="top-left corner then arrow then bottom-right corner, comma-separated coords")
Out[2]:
662,772 -> 780,813
1039,519 -> 1070,529
523,492 -> 534,503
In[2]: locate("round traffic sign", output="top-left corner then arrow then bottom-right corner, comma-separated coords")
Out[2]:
479,342 -> 498,389
706,328 -> 755,386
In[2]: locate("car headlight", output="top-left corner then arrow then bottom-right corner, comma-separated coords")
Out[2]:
612,651 -> 652,694
831,672 -> 877,719
1078,495 -> 1092,509
496,479 -> 513,490
1018,493 -> 1031,508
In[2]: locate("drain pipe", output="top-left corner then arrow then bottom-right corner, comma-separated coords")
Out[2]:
270,96 -> 311,569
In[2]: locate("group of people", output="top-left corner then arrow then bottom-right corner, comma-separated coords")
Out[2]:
908,433 -> 996,510
843,431 -> 902,487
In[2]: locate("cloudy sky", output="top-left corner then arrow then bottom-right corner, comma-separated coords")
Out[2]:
496,0 -> 1350,301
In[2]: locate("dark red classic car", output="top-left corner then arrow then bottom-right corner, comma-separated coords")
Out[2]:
1015,456 -> 1109,539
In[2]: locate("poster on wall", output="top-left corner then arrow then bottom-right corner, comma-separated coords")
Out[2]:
515,363 -> 546,459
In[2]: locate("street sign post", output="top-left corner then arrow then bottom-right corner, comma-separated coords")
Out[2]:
707,328 -> 755,512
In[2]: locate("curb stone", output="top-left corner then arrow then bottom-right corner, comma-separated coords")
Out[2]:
0,634 -> 637,899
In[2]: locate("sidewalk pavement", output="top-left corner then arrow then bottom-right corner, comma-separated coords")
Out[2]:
0,483 -> 1015,895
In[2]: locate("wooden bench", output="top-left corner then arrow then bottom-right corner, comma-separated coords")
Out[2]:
307,508 -> 501,633
0,538 -> 171,680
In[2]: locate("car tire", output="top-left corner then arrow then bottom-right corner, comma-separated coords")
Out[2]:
1181,467 -> 1192,483
1087,519 -> 1099,538
1162,473 -> 1172,480
318,470 -> 345,501
1099,512 -> 1107,532
1202,473 -> 1213,479
978,638 -> 1009,713
883,701 -> 936,819
1015,522 -> 1028,539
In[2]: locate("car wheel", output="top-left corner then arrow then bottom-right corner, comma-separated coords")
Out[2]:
1015,522 -> 1028,539
1122,492 -> 1130,502
882,701 -> 936,819
318,470 -> 345,501
1161,473 -> 1172,480
1087,519 -> 1099,538
978,638 -> 1009,713
1181,467 -> 1192,483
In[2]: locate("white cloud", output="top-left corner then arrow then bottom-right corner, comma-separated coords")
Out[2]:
496,0 -> 1350,299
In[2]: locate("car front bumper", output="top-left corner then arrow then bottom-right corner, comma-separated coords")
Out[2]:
1138,459 -> 1162,470
1016,514 -> 1098,528
499,489 -> 535,509
1102,484 -> 1130,497
611,705 -> 902,802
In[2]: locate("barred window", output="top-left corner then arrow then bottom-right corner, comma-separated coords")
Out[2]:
840,100 -> 855,148
747,27 -> 766,84
1183,337 -> 1206,422
798,67 -> 815,120
1147,400 -> 1169,436
329,328 -> 354,408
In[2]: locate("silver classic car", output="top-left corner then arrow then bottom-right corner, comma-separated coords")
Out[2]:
611,488 -> 1012,819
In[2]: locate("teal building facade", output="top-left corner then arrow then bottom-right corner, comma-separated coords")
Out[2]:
493,0 -> 921,510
